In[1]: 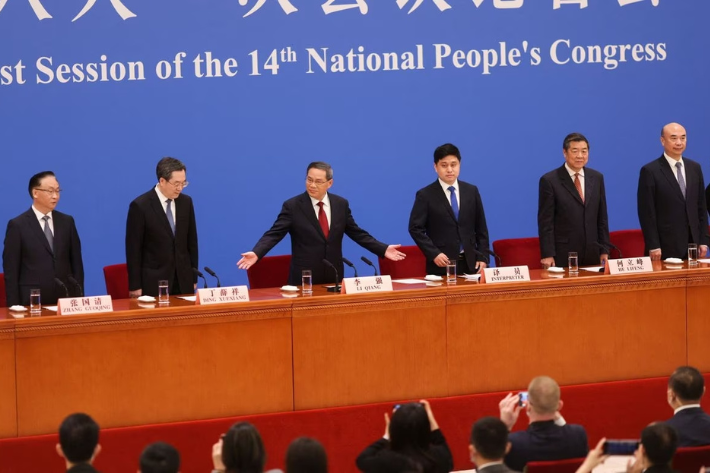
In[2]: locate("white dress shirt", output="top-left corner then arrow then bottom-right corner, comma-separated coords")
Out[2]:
665,153 -> 685,184
564,163 -> 585,199
674,403 -> 701,414
31,205 -> 54,234
154,185 -> 176,226
310,193 -> 331,228
439,179 -> 461,212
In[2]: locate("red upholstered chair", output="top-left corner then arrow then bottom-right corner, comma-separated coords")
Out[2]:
609,229 -> 646,258
492,237 -> 541,269
525,457 -> 585,473
103,264 -> 129,300
247,254 -> 292,289
0,273 -> 6,307
378,245 -> 427,278
673,445 -> 710,473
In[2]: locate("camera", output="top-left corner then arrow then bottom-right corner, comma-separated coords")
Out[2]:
602,440 -> 639,456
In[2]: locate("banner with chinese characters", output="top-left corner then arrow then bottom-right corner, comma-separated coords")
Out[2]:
196,286 -> 250,305
58,296 -> 113,315
342,275 -> 393,294
608,257 -> 653,275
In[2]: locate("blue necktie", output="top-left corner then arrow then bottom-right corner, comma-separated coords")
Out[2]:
676,162 -> 686,199
166,199 -> 176,235
42,215 -> 54,251
448,186 -> 459,220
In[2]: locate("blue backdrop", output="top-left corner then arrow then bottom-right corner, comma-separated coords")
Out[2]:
1,0 -> 708,295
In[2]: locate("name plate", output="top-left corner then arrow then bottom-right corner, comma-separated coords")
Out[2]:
342,275 -> 393,294
483,266 -> 531,284
58,296 -> 113,315
196,286 -> 250,305
608,257 -> 653,275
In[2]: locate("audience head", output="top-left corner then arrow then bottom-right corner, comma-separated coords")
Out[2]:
221,422 -> 267,473
668,365 -> 705,408
527,376 -> 562,420
285,437 -> 327,473
388,402 -> 431,454
638,423 -> 678,468
468,417 -> 511,466
139,442 -> 180,473
56,413 -> 101,468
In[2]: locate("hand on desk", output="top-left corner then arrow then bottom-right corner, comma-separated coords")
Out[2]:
129,289 -> 142,298
237,252 -> 259,270
701,245 -> 709,258
540,257 -> 555,269
475,262 -> 488,272
434,253 -> 450,267
600,254 -> 609,265
384,244 -> 406,261
649,249 -> 662,261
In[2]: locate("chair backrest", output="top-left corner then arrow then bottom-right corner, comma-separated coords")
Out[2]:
492,237 -> 541,269
673,445 -> 710,473
525,457 -> 585,473
609,229 -> 646,258
103,264 -> 129,300
378,245 -> 427,278
0,273 -> 6,308
247,254 -> 292,289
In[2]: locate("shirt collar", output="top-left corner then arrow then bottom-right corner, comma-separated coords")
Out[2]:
674,404 -> 701,414
31,205 -> 52,220
477,461 -> 504,470
310,193 -> 330,208
154,184 -> 171,203
439,178 -> 459,194
564,163 -> 584,178
664,153 -> 684,169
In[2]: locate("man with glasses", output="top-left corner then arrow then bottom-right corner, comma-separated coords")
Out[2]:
3,171 -> 84,306
126,157 -> 198,297
237,161 -> 405,286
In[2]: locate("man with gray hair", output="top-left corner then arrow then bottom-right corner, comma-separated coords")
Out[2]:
126,157 -> 198,297
498,376 -> 588,472
238,161 -> 405,286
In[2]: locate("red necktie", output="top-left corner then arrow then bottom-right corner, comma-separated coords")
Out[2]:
317,202 -> 329,238
574,173 -> 584,203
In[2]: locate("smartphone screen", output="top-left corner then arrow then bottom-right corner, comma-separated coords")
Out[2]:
603,440 -> 639,455
518,391 -> 529,406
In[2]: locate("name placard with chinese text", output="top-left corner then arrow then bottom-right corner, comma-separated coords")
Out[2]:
58,296 -> 113,315
342,275 -> 393,294
608,257 -> 653,275
483,266 -> 531,284
196,286 -> 250,305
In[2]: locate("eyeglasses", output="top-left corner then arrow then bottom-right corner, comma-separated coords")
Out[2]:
35,188 -> 62,196
306,177 -> 330,187
168,180 -> 189,189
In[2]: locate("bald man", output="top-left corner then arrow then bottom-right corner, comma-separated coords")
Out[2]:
498,376 -> 588,472
638,123 -> 709,261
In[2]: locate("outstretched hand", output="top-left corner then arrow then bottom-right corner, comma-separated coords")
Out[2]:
384,244 -> 406,261
237,252 -> 259,270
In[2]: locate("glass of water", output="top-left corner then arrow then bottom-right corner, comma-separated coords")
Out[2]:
446,262 -> 457,284
158,280 -> 169,304
688,243 -> 698,266
29,288 -> 41,315
301,270 -> 313,295
568,252 -> 579,274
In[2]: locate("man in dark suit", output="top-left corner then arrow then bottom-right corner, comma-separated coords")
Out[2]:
499,376 -> 588,472
126,157 -> 198,297
2,171 -> 84,306
538,133 -> 610,268
56,413 -> 102,472
238,162 -> 405,286
408,143 -> 490,275
638,123 -> 709,260
665,366 -> 710,447
469,417 -> 520,472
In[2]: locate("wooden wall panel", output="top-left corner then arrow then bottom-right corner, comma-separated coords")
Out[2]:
686,270 -> 710,372
0,323 -> 16,438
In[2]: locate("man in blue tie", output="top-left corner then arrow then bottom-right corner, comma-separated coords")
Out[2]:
125,157 -> 199,297
409,143 -> 490,275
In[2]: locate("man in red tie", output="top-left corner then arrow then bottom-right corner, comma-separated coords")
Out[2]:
538,133 -> 611,269
237,162 -> 406,286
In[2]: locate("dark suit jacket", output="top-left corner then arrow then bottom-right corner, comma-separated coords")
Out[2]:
504,420 -> 588,472
252,192 -> 388,286
476,463 -> 520,473
125,189 -> 198,296
665,407 -> 710,447
2,208 -> 84,306
355,429 -> 454,473
638,156 -> 709,258
408,180 -> 490,275
538,165 -> 610,267
644,465 -> 677,473
67,464 -> 100,473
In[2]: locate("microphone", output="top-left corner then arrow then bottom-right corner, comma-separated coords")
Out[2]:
203,266 -> 222,288
472,248 -> 501,269
192,268 -> 208,289
342,257 -> 358,277
595,241 -> 622,259
322,259 -> 342,292
360,256 -> 379,276
67,276 -> 83,297
55,278 -> 69,298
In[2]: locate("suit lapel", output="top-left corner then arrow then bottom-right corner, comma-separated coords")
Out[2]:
658,156 -> 685,200
26,210 -> 53,255
298,193 -> 326,241
557,165 -> 584,206
433,181 -> 457,223
684,158 -> 697,201
148,190 -> 175,239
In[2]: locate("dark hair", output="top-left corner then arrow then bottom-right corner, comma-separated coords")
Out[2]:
306,162 -> 333,181
28,171 -> 56,198
285,437 -> 327,473
641,423 -> 678,466
139,442 -> 180,473
222,422 -> 267,473
156,157 -> 186,182
669,366 -> 704,402
58,413 -> 99,464
562,133 -> 590,151
470,417 -> 509,460
433,144 -> 461,164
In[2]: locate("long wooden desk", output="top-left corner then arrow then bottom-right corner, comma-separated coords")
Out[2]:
1,263 -> 709,438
